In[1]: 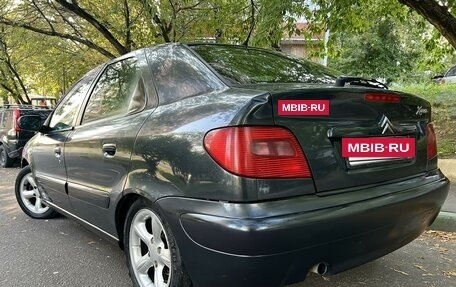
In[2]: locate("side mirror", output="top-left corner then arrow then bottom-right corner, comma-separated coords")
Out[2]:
17,115 -> 42,132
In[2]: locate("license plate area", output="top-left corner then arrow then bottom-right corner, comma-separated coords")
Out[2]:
341,136 -> 416,168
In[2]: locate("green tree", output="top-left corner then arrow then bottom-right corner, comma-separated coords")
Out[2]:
0,0 -> 312,56
329,18 -> 419,83
0,0 -> 310,104
310,0 -> 455,77
0,0 -> 455,103
311,0 -> 456,50
0,27 -> 31,104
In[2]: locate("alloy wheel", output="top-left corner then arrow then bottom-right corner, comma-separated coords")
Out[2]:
129,209 -> 172,287
18,172 -> 49,214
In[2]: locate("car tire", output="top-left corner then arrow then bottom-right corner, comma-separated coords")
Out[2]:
15,166 -> 58,219
124,198 -> 192,287
0,145 -> 14,168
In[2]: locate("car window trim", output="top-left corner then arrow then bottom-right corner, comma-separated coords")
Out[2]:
45,64 -> 105,132
72,108 -> 148,130
43,126 -> 74,135
75,53 -> 142,126
125,76 -> 148,115
138,49 -> 158,111
81,72 -> 147,125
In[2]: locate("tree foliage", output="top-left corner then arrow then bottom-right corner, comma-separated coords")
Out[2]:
311,0 -> 456,72
329,18 -> 422,83
0,0 -> 455,103
0,0 -> 311,103
0,27 -> 30,104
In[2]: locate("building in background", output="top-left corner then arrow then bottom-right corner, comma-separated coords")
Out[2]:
280,22 -> 328,65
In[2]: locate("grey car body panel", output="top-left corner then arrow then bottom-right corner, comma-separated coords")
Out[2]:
31,131 -> 73,211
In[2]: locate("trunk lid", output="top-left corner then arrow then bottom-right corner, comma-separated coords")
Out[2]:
270,86 -> 432,193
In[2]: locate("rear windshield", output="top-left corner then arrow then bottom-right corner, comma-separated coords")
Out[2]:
191,44 -> 338,85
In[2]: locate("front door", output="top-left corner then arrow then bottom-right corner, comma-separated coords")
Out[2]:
33,67 -> 101,211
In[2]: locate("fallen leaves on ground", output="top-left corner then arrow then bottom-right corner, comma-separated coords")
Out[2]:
431,243 -> 449,254
443,270 -> 456,278
424,230 -> 456,243
391,268 -> 409,276
413,264 -> 428,272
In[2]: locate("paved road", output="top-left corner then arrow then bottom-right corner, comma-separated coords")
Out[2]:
1,167 -> 455,287
442,183 -> 455,212
439,159 -> 455,212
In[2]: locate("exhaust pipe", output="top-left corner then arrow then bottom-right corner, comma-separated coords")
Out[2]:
310,262 -> 328,275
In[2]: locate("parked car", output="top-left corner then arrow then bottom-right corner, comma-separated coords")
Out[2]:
15,43 -> 449,287
0,104 -> 51,167
432,65 -> 456,84
30,97 -> 57,108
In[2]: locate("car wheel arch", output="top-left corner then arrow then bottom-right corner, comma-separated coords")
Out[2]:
115,190 -> 158,250
21,158 -> 29,168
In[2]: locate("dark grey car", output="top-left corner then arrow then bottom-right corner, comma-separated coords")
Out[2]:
15,43 -> 449,287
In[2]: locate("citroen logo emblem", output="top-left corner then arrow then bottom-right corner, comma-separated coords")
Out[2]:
380,116 -> 394,134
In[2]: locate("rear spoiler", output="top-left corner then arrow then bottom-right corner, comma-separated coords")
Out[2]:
335,77 -> 388,90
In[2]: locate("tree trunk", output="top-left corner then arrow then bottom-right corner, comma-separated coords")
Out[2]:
398,0 -> 456,49
242,0 -> 256,46
55,0 -> 128,55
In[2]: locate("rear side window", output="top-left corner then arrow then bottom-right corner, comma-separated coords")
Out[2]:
145,45 -> 224,104
82,57 -> 144,123
191,44 -> 338,85
49,66 -> 101,131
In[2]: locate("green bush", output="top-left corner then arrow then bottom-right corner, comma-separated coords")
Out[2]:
397,83 -> 456,102
396,83 -> 456,158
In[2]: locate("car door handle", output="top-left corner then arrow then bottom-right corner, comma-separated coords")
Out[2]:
54,146 -> 61,158
102,143 -> 116,158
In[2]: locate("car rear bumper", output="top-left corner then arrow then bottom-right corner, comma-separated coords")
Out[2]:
156,169 -> 450,287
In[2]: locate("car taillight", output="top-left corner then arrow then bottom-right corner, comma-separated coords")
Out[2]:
204,126 -> 311,179
426,123 -> 437,160
364,93 -> 401,103
12,108 -> 21,132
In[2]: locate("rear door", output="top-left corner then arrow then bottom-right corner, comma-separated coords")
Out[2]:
31,68 -> 100,211
64,52 -> 153,234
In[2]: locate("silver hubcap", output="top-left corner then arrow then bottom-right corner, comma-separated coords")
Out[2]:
129,209 -> 172,287
19,173 -> 49,214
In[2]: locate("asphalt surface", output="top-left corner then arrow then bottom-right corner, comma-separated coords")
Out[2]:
1,167 -> 455,287
442,182 -> 455,213
439,159 -> 456,213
